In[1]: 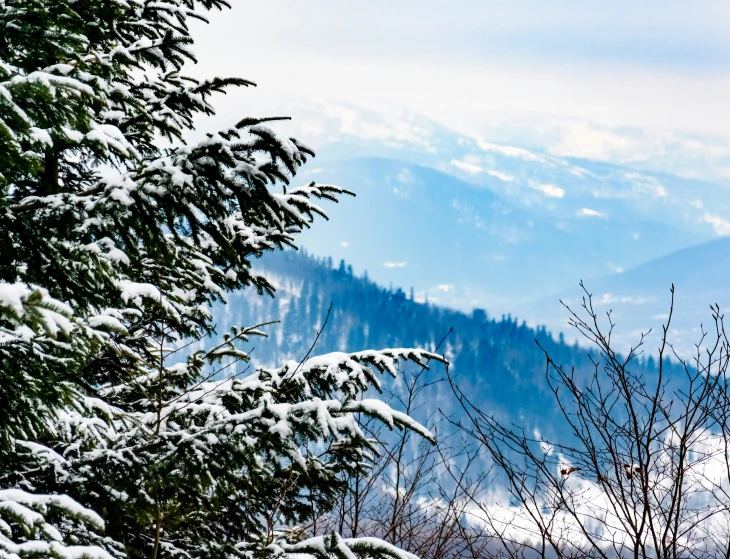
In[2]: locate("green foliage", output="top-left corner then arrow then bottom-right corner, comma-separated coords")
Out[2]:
0,1 -> 440,558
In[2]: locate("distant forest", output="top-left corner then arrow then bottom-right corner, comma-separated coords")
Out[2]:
219,249 -> 666,422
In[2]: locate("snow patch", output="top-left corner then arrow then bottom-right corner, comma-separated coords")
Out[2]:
596,293 -> 648,305
528,180 -> 564,198
703,213 -> 730,236
577,208 -> 605,218
477,140 -> 544,162
397,168 -> 415,183
485,169 -> 515,182
450,159 -> 482,174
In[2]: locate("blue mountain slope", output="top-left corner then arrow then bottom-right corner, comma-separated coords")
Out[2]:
295,157 -> 706,315
523,236 -> 730,355
281,101 -> 727,244
195,100 -> 724,330
216,250 -> 677,437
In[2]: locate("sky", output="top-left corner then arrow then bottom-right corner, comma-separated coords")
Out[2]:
191,1 -> 730,142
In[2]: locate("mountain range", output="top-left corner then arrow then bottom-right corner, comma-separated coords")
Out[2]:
263,100 -> 730,351
214,249 -> 682,438
199,96 -> 730,432
523,236 -> 730,356
194,98 -> 730,354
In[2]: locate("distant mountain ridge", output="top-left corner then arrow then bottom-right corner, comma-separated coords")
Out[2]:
294,157 -> 707,316
523,236 -> 730,356
217,249 -> 676,431
196,99 -> 730,357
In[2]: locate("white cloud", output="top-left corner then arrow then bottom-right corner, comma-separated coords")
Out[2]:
340,241 -> 349,247
577,208 -> 605,217
192,1 -> 730,166
703,213 -> 730,236
689,199 -> 704,209
436,284 -> 454,293
528,180 -> 564,198
384,261 -> 407,268
535,119 -> 730,182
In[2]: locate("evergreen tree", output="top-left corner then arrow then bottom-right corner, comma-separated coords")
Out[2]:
0,1 -> 441,558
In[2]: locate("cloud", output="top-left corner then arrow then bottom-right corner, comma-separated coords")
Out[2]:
436,284 -> 454,292
535,119 -> 730,182
703,213 -> 730,235
340,241 -> 349,247
384,261 -> 407,268
192,1 -> 730,161
528,180 -> 564,198
577,208 -> 605,217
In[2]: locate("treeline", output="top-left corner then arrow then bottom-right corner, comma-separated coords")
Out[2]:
220,249 -> 682,426
221,250 -> 592,422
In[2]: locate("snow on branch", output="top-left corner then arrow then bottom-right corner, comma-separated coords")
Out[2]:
270,532 -> 420,559
0,489 -> 117,559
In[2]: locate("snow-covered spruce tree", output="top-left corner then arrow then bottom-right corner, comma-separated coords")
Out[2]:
0,286 -> 122,559
0,2 -> 443,559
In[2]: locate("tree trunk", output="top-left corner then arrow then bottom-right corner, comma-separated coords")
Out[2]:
41,150 -> 59,195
